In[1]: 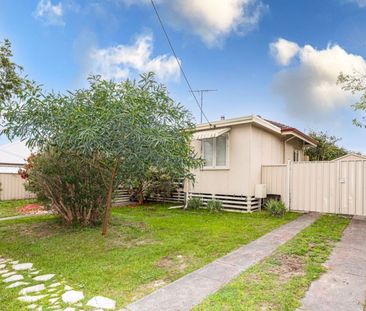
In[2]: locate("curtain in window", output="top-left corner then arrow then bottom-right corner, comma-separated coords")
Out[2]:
203,138 -> 214,166
216,135 -> 227,166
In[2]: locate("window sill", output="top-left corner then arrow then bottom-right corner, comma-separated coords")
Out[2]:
201,166 -> 230,171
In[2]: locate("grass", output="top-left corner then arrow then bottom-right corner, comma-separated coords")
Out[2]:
0,204 -> 298,310
0,199 -> 37,218
195,215 -> 350,311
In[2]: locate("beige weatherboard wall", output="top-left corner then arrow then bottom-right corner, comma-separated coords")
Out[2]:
186,115 -> 316,211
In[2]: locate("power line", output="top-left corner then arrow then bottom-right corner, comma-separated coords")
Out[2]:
150,0 -> 212,126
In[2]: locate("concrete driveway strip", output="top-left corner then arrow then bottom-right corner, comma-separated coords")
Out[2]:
298,217 -> 366,311
124,212 -> 319,311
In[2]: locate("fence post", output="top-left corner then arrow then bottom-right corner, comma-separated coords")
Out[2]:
287,160 -> 292,210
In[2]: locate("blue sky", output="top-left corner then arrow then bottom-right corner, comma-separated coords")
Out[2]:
1,0 -> 366,152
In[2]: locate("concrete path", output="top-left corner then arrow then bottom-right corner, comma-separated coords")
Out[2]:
298,217 -> 366,311
124,213 -> 319,311
0,215 -> 35,221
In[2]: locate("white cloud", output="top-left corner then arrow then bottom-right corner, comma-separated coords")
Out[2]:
271,39 -> 366,117
270,38 -> 300,65
34,0 -> 64,25
88,34 -> 180,81
121,0 -> 267,47
345,0 -> 366,8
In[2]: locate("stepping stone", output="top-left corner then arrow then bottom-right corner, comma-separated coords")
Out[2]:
49,297 -> 59,304
87,296 -> 116,310
3,274 -> 24,282
18,295 -> 47,303
13,263 -> 33,270
48,288 -> 57,292
27,304 -> 38,309
49,282 -> 61,288
30,271 -> 40,275
33,274 -> 55,281
63,308 -> 75,311
20,284 -> 45,295
11,260 -> 19,264
0,264 -> 5,269
0,269 -> 8,274
61,290 -> 84,303
64,285 -> 72,290
6,281 -> 30,288
2,271 -> 16,277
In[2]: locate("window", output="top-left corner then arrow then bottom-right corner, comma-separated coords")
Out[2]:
293,150 -> 300,162
202,134 -> 228,168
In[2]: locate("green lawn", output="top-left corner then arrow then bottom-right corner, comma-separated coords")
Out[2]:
0,199 -> 37,218
196,215 -> 350,311
0,204 -> 298,309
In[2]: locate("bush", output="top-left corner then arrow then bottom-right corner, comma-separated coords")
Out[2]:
186,197 -> 202,210
207,199 -> 223,213
265,199 -> 287,217
20,150 -> 109,226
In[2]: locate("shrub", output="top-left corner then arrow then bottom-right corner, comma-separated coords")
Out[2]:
207,199 -> 223,213
186,197 -> 202,210
265,199 -> 287,217
20,150 -> 109,226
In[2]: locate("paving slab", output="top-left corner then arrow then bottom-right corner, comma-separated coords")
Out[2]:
298,218 -> 366,311
124,213 -> 319,311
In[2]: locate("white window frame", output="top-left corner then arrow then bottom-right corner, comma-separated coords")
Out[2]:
293,150 -> 300,162
201,134 -> 230,170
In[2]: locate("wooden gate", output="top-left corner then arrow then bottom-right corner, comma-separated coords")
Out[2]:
262,160 -> 366,216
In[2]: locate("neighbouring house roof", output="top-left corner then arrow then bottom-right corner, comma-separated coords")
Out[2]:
194,115 -> 317,146
332,153 -> 366,162
0,141 -> 32,165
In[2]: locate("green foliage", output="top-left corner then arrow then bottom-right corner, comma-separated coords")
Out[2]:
206,199 -> 223,213
1,72 -> 203,231
305,130 -> 347,161
265,199 -> 287,217
0,39 -> 36,104
338,72 -> 366,128
133,167 -> 177,203
186,197 -> 202,210
22,151 -> 108,226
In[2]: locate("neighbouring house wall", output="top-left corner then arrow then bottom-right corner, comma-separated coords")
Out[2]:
0,173 -> 35,200
189,124 -> 252,195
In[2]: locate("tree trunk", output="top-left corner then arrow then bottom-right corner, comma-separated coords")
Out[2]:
101,163 -> 118,236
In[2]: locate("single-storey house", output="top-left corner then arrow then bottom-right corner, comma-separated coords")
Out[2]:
184,115 -> 317,211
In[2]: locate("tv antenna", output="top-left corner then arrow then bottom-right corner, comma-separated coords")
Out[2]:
190,89 -> 217,123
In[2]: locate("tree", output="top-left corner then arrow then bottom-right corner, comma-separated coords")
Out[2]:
338,72 -> 366,128
1,73 -> 202,235
20,151 -> 109,226
0,39 -> 36,104
305,130 -> 347,161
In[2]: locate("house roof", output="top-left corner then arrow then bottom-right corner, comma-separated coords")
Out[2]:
265,119 -> 318,146
195,115 -> 317,146
332,153 -> 366,162
0,141 -> 32,165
